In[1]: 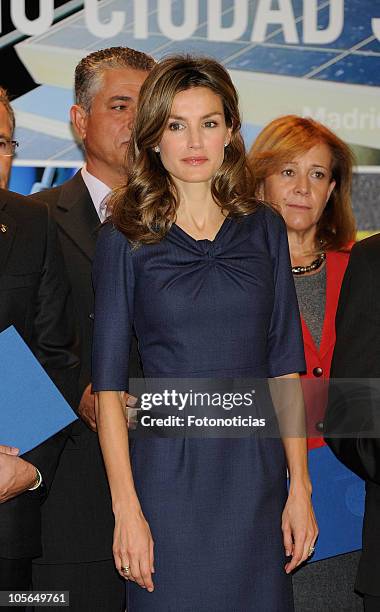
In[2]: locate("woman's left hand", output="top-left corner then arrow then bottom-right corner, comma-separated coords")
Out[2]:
281,482 -> 318,573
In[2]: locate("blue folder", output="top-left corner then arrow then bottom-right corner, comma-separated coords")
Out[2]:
307,444 -> 365,561
0,326 -> 77,454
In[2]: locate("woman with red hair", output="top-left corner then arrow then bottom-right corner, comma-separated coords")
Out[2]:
248,115 -> 361,610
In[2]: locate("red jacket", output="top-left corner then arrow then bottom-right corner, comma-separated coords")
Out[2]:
300,248 -> 352,450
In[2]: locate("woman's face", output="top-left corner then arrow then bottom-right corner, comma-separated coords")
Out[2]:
263,142 -> 336,234
157,86 -> 231,188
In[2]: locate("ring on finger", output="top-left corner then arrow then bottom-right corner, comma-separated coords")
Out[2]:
308,545 -> 315,557
121,565 -> 130,578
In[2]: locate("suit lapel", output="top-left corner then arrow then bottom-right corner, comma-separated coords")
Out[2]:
317,253 -> 335,358
54,172 -> 100,262
0,200 -> 17,274
319,251 -> 349,359
300,316 -> 317,356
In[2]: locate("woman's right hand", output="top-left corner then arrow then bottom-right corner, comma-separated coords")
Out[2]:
113,504 -> 155,592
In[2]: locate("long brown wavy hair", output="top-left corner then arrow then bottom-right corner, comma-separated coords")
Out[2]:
247,115 -> 356,252
110,55 -> 259,244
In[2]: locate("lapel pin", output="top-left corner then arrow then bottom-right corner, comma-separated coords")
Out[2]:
0,224 -> 7,233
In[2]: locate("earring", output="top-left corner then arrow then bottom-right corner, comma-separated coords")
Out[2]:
224,143 -> 228,148
154,146 -> 160,153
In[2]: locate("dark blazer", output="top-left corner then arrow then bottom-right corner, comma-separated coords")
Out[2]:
0,188 -> 79,559
325,234 -> 380,596
32,171 -> 141,563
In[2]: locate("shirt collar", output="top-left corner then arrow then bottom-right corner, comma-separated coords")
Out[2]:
81,166 -> 111,222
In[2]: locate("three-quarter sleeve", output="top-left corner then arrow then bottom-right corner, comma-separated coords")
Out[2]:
92,222 -> 135,391
265,209 -> 306,377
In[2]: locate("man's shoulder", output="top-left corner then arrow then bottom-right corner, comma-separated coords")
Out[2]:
351,233 -> 380,266
31,171 -> 87,208
0,188 -> 48,223
31,184 -> 63,206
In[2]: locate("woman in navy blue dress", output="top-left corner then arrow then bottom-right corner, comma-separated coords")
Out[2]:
92,55 -> 318,611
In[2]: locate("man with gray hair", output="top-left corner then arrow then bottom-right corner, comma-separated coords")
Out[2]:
72,46 -> 154,189
0,86 -> 17,189
31,47 -> 155,611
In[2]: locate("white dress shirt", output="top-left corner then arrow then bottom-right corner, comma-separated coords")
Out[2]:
81,166 -> 111,223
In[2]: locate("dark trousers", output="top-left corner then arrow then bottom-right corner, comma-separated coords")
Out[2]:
32,559 -> 125,612
364,594 -> 380,612
0,557 -> 32,612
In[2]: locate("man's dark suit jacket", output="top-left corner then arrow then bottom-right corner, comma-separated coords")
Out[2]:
0,188 -> 78,560
325,234 -> 380,596
32,171 -> 141,564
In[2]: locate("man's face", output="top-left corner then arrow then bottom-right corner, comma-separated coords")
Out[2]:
72,67 -> 149,187
0,103 -> 13,189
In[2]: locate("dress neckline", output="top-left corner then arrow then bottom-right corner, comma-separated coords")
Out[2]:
172,216 -> 230,244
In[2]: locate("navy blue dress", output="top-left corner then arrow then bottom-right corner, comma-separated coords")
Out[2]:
92,206 -> 305,611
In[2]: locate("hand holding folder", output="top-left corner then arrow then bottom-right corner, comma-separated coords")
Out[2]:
0,326 -> 77,454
